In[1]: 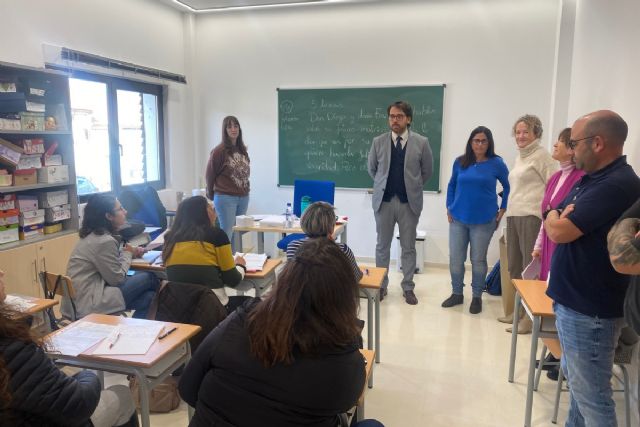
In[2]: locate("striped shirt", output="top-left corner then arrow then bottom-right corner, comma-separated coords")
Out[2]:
286,237 -> 363,282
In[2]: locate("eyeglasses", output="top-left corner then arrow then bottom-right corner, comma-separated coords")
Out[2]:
567,135 -> 595,149
112,206 -> 125,213
472,139 -> 489,145
388,114 -> 406,121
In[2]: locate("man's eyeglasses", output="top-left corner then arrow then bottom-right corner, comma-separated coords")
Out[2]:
472,139 -> 489,145
388,114 -> 406,121
567,135 -> 595,149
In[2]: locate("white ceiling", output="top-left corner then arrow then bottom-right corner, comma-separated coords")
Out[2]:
169,0 -> 329,12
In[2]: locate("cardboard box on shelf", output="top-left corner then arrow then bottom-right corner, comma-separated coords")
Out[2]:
18,209 -> 45,227
0,114 -> 21,131
19,223 -> 44,240
16,195 -> 38,212
44,204 -> 71,222
22,138 -> 45,154
17,154 -> 42,170
0,194 -> 16,210
0,138 -> 23,166
13,168 -> 37,186
37,165 -> 68,184
0,209 -> 19,226
0,224 -> 19,245
20,112 -> 45,131
44,222 -> 62,234
43,154 -> 62,166
38,189 -> 68,208
0,174 -> 12,187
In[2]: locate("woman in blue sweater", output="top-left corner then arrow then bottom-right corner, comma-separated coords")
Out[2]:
442,126 -> 510,314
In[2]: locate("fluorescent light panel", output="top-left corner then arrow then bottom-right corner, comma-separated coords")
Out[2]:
174,0 -> 328,12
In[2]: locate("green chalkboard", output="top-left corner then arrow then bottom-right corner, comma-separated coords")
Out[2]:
278,85 -> 444,191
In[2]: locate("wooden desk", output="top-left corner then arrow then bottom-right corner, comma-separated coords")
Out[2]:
357,349 -> 375,421
233,258 -> 283,297
7,294 -> 58,315
233,221 -> 347,253
508,279 -> 557,427
45,313 -> 201,427
358,266 -> 385,377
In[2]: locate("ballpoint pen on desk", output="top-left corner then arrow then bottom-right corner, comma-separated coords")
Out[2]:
158,326 -> 177,340
364,268 -> 370,276
107,326 -> 121,349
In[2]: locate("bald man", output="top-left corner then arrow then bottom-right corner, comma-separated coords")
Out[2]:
544,110 -> 640,426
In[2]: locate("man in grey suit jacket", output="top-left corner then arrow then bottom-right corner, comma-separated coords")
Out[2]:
368,101 -> 433,305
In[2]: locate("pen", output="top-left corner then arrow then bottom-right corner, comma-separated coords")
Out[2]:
364,268 -> 369,276
107,327 -> 121,349
158,326 -> 177,340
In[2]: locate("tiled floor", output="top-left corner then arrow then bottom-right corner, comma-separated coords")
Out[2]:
105,266 -> 637,426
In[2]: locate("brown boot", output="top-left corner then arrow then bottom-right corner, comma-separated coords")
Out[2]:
497,312 -> 514,324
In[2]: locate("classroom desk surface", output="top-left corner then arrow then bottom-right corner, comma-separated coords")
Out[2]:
358,266 -> 385,373
7,294 -> 58,315
233,222 -> 347,253
357,349 -> 375,421
508,279 -> 557,427
45,314 -> 201,427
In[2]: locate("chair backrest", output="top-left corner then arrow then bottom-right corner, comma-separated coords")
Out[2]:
39,271 -> 77,327
293,179 -> 335,218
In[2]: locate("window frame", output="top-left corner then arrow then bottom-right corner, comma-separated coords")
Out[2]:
67,70 -> 166,202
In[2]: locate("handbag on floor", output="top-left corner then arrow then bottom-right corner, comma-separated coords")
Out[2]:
129,375 -> 180,413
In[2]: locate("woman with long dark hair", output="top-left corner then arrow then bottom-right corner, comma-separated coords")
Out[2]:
65,194 -> 159,319
162,195 -> 247,312
179,238 -> 380,427
442,126 -> 510,314
205,115 -> 250,251
0,270 -> 136,426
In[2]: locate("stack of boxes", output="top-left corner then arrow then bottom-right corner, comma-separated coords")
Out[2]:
17,194 -> 43,239
0,194 -> 19,244
40,189 -> 70,235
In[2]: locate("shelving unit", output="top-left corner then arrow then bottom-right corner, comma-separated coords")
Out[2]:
0,61 -> 79,296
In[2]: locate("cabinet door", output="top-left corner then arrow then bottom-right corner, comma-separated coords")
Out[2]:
36,233 -> 79,277
0,244 -> 40,296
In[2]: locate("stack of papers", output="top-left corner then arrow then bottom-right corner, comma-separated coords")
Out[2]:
91,322 -> 165,355
132,250 -> 163,265
145,230 -> 167,250
235,252 -> 268,272
5,295 -> 36,312
259,215 -> 286,227
46,321 -> 116,356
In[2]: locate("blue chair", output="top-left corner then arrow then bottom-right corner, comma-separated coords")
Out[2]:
293,179 -> 335,218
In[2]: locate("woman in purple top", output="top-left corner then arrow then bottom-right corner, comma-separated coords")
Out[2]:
531,128 -> 585,280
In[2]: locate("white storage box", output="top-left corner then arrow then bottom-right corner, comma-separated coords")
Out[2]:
396,230 -> 426,273
19,209 -> 45,227
37,165 -> 68,184
38,190 -> 69,208
17,195 -> 38,212
45,204 -> 71,222
0,224 -> 19,245
17,154 -> 42,170
235,215 -> 254,227
43,154 -> 62,166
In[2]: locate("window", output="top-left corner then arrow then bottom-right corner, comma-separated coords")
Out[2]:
67,72 -> 165,199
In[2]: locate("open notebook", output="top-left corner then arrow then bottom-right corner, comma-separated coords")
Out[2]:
132,250 -> 163,265
235,252 -> 268,272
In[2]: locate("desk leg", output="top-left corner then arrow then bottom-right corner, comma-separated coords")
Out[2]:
133,369 -> 151,427
235,230 -> 243,252
258,232 -> 265,254
524,316 -> 541,427
508,292 -> 521,383
186,344 -> 194,422
375,290 -> 380,364
362,288 -> 374,389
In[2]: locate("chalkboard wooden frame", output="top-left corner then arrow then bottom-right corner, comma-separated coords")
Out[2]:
277,85 -> 445,191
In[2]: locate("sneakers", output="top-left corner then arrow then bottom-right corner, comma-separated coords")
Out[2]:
379,288 -> 388,302
469,297 -> 482,314
441,294 -> 464,308
546,366 -> 559,381
536,353 -> 559,371
403,290 -> 418,305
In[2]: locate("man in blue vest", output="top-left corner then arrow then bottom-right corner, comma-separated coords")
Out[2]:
544,110 -> 640,426
368,101 -> 433,305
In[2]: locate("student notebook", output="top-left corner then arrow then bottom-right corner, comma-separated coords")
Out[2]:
91,322 -> 165,355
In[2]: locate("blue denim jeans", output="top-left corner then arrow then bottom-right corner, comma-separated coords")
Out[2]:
448,219 -> 495,297
213,194 -> 249,251
119,272 -> 159,319
554,302 -> 624,427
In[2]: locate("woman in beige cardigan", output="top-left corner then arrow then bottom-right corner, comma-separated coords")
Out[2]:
499,115 -> 557,333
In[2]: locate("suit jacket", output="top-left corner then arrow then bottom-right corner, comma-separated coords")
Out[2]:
367,130 -> 433,215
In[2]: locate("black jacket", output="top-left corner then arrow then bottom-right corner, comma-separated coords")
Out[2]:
0,339 -> 101,427
179,300 -> 365,427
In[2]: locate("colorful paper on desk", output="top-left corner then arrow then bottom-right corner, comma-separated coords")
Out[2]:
235,252 -> 268,272
522,257 -> 541,280
46,322 -> 116,357
5,295 -> 36,312
91,322 -> 165,355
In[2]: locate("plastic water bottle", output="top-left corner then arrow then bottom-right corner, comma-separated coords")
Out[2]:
285,202 -> 293,228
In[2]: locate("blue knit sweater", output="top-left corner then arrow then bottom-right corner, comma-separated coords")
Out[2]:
446,156 -> 510,224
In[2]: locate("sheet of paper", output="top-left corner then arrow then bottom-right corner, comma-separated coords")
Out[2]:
145,229 -> 167,250
5,295 -> 36,312
91,321 -> 165,355
259,215 -> 286,227
522,257 -> 541,280
46,321 -> 116,357
144,226 -> 161,234
132,250 -> 162,265
235,252 -> 268,272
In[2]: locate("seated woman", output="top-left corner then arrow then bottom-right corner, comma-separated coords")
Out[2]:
64,194 -> 159,320
179,238 -> 381,427
162,195 -> 248,313
286,201 -> 363,282
0,270 -> 136,427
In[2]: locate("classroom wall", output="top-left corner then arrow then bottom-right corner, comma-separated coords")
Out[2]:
192,0 -> 560,263
566,0 -> 640,167
0,0 -> 196,192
